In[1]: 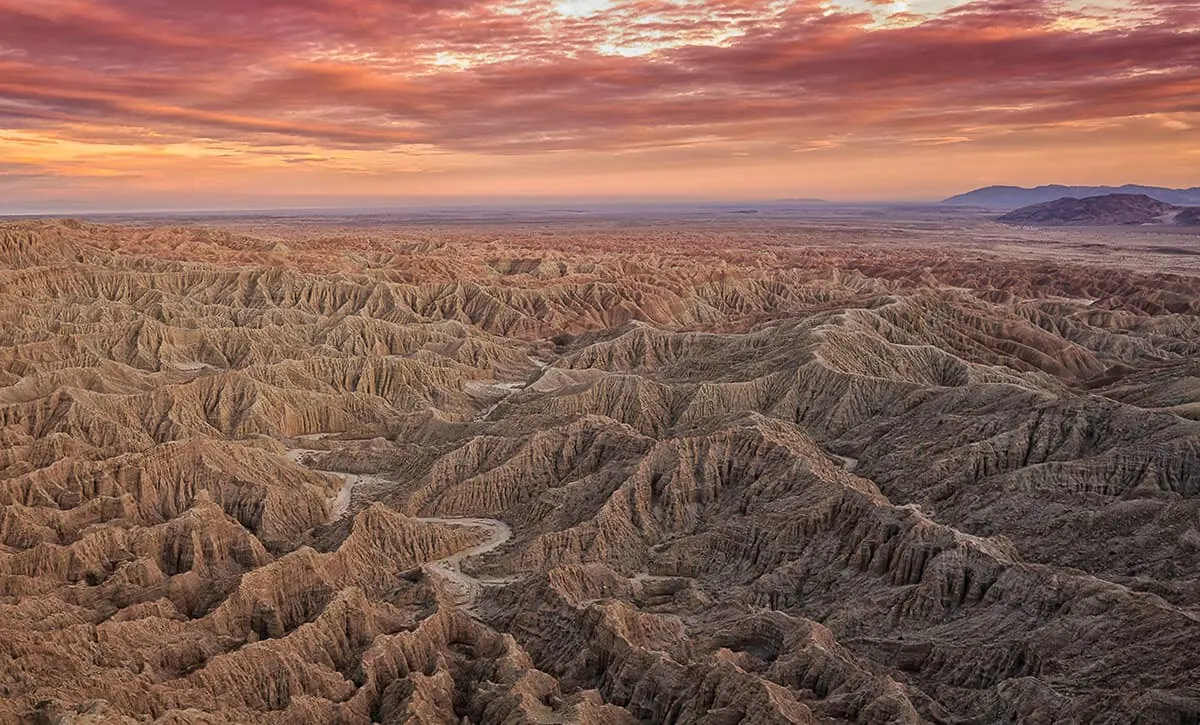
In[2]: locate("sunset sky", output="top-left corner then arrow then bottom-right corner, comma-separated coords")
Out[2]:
1,0 -> 1197,211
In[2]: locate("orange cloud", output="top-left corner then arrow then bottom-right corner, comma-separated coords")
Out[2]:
0,0 -> 1196,209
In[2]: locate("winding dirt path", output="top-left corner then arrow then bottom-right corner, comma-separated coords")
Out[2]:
418,517 -> 515,613
284,445 -> 513,614
472,380 -> 525,421
831,452 -> 859,472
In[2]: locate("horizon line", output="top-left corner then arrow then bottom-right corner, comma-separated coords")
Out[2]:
0,198 -> 955,218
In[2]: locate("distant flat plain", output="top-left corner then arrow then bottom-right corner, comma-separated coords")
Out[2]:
41,202 -> 1200,275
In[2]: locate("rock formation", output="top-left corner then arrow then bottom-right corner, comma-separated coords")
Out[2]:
1,217 -> 1198,723
996,193 -> 1190,226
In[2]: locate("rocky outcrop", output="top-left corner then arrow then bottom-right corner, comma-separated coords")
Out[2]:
996,193 -> 1184,226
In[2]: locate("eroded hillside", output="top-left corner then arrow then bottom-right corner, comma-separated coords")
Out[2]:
1,218 -> 1198,724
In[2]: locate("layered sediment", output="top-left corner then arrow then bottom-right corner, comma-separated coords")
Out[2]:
2,219 -> 1198,723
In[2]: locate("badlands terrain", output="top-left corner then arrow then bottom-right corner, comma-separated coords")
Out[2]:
1,210 -> 1198,724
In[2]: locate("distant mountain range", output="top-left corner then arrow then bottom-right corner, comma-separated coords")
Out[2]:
996,193 -> 1200,227
942,185 -> 1200,209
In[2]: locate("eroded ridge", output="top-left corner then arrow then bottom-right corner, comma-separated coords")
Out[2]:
1,218 -> 1198,724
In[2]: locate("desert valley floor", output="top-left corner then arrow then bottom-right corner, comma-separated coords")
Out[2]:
0,210 -> 1198,724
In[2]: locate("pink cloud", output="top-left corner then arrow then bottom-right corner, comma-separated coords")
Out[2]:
0,0 -> 1195,203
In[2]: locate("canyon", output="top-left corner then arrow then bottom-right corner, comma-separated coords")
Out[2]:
1,212 -> 1197,724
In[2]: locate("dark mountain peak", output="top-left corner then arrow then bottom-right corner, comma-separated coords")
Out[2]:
943,184 -> 1200,209
997,193 -> 1183,226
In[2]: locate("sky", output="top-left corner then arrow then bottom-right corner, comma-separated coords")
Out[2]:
0,0 -> 1197,211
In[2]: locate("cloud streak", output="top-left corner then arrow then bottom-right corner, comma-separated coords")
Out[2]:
0,0 -> 1196,207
